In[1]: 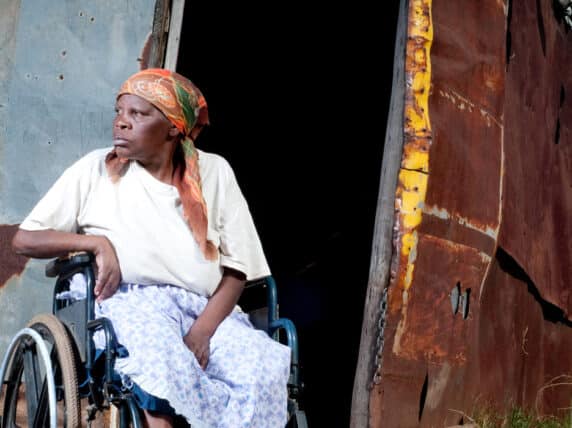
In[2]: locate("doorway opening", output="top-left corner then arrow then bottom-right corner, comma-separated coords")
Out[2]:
176,2 -> 399,425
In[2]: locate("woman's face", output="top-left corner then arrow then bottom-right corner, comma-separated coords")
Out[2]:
112,94 -> 177,164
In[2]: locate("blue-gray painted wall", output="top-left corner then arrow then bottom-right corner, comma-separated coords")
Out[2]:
0,0 -> 156,357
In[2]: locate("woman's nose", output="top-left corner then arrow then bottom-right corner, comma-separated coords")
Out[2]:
114,115 -> 129,129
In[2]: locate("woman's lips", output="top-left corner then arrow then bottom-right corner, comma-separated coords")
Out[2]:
113,138 -> 129,147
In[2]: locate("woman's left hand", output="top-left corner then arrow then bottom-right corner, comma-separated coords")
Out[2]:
182,268 -> 246,370
183,325 -> 211,370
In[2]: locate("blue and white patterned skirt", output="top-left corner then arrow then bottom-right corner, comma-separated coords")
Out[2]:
90,282 -> 291,428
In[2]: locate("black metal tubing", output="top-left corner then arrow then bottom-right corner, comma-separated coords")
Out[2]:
86,317 -> 118,385
84,264 -> 97,370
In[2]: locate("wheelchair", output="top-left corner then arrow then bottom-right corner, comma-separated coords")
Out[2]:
0,252 -> 308,427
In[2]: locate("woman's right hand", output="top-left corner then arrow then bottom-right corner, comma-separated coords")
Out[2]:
92,235 -> 121,302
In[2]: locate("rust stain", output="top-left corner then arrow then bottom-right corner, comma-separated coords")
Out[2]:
137,31 -> 153,70
391,233 -> 490,364
0,224 -> 28,287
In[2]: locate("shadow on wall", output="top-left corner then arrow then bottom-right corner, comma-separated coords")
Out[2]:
177,2 -> 399,425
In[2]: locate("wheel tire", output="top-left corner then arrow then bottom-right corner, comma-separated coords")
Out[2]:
29,314 -> 81,427
1,313 -> 81,427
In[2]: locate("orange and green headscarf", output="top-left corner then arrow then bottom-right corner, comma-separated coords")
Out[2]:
106,68 -> 217,261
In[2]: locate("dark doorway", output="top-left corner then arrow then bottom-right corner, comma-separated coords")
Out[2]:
177,2 -> 399,426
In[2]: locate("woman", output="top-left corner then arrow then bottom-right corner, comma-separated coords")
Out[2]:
12,68 -> 291,427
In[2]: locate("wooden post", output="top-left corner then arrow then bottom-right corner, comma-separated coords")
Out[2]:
147,0 -> 171,69
349,0 -> 408,426
164,0 -> 185,71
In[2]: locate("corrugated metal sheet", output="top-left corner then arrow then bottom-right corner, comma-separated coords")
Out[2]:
0,0 -> 156,357
354,0 -> 572,425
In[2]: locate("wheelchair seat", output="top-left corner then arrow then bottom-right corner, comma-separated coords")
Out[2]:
0,252 -> 308,427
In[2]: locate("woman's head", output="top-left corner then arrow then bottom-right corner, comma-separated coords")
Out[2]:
116,68 -> 209,141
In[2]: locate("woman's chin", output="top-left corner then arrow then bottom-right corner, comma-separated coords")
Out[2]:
113,145 -> 130,156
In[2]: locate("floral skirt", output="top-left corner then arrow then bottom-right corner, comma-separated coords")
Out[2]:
90,282 -> 291,428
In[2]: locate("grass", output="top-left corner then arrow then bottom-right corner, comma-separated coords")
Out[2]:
466,405 -> 572,428
453,375 -> 572,427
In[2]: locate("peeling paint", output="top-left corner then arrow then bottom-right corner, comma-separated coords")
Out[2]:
395,0 -> 433,297
389,0 -> 433,361
404,1 -> 433,136
423,204 -> 498,238
0,224 -> 28,287
437,87 -> 503,128
425,362 -> 452,410
392,289 -> 410,355
399,169 -> 428,229
402,145 -> 429,172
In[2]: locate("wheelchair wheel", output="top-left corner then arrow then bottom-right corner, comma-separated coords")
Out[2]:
1,313 -> 80,427
101,398 -> 143,428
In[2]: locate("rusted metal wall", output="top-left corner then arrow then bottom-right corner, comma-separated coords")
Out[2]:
0,0 -> 156,357
352,0 -> 572,426
500,0 -> 572,317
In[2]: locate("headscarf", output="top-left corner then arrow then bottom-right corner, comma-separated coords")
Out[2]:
106,68 -> 217,261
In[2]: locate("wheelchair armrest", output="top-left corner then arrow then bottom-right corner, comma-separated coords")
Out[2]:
244,275 -> 279,324
269,317 -> 302,394
243,276 -> 303,394
45,252 -> 95,278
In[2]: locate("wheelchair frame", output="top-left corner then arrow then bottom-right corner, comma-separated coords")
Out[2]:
0,253 -> 307,427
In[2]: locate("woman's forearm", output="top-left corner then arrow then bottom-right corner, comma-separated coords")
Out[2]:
12,229 -> 102,259
13,229 -> 122,301
194,267 -> 246,337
